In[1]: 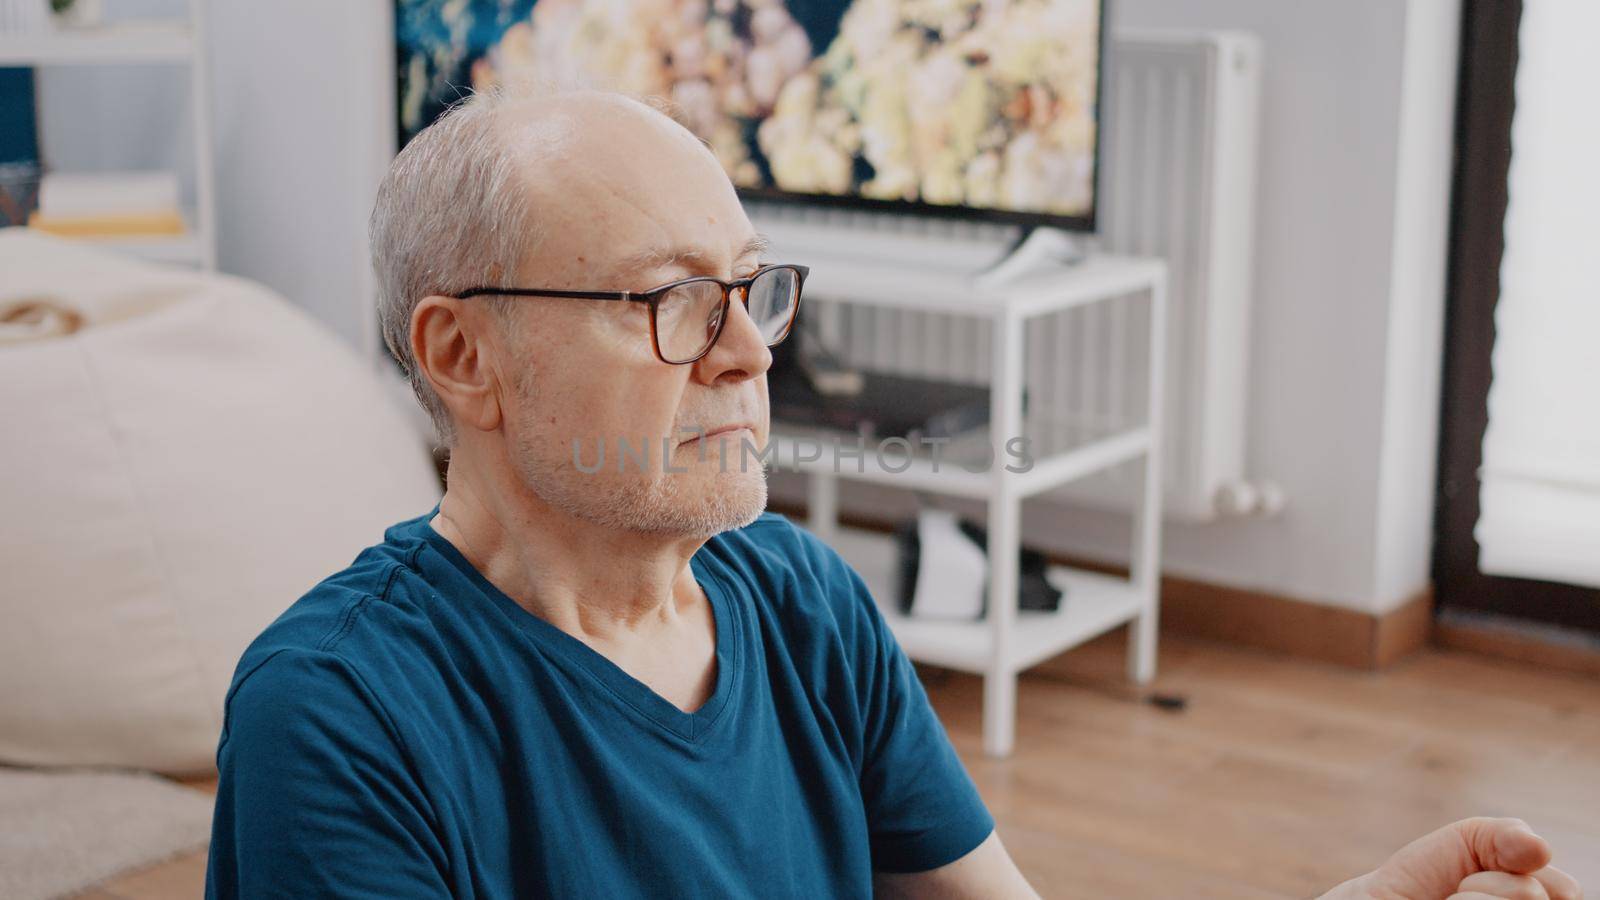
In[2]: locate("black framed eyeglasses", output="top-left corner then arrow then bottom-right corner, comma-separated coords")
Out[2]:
456,263 -> 808,365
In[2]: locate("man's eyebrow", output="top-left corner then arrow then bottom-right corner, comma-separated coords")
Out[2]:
610,234 -> 771,280
739,234 -> 772,260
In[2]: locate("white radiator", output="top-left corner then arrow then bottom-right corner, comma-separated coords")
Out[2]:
1071,29 -> 1262,519
751,30 -> 1263,521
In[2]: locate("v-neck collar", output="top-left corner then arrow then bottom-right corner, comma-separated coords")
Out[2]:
418,519 -> 739,744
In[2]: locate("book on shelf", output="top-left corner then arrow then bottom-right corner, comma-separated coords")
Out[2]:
28,210 -> 185,237
27,170 -> 185,238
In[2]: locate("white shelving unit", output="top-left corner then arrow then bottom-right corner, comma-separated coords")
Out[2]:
767,251 -> 1168,759
0,5 -> 216,269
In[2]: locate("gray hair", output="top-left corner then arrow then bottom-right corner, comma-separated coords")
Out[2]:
371,85 -> 700,446
369,88 -> 543,447
371,85 -> 704,441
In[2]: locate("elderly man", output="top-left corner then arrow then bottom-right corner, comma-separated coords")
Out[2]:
205,89 -> 1580,900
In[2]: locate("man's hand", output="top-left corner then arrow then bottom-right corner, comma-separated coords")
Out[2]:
1318,817 -> 1582,900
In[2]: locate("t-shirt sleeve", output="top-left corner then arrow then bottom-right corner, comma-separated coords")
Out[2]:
206,648 -> 452,899
799,526 -> 997,874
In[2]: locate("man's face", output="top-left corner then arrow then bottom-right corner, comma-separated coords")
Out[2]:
488,98 -> 774,537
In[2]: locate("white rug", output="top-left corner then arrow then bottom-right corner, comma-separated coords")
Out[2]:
0,766 -> 213,900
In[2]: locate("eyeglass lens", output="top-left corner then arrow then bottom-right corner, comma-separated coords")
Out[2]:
654,267 -> 799,363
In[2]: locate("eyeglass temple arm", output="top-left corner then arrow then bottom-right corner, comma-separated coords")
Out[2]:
455,287 -> 639,302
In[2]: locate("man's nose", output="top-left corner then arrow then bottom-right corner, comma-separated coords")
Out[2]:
693,288 -> 771,384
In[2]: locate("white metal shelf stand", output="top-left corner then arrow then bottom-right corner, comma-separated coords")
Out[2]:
768,252 -> 1167,758
0,3 -> 216,270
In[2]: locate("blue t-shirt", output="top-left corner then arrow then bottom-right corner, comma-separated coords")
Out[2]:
206,509 -> 994,898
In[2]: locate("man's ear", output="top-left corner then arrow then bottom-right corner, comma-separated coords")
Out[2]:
410,294 -> 505,435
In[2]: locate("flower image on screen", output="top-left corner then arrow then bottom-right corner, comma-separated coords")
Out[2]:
396,0 -> 1104,226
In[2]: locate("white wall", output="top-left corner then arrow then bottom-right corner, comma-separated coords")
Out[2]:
38,0 -> 1460,614
1111,0 -> 1459,612
1032,0 -> 1459,613
207,1 -> 393,352
1372,0 -> 1461,607
1108,0 -> 1411,611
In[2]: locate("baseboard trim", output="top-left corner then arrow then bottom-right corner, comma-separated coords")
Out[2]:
1433,609 -> 1600,678
767,501 -> 1434,670
1160,575 -> 1433,669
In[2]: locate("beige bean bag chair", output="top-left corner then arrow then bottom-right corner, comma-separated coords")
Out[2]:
0,228 -> 441,776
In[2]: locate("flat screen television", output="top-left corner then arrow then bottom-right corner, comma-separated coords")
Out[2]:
395,0 -> 1108,232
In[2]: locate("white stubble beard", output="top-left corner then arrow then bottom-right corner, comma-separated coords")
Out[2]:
512,426 -> 768,538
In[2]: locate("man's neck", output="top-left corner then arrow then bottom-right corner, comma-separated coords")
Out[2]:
428,452 -> 710,652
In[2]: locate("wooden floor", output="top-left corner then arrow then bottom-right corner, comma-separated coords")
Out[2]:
927,630 -> 1600,898
73,632 -> 1599,899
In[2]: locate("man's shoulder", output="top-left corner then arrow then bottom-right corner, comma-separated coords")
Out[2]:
225,512 -> 439,712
